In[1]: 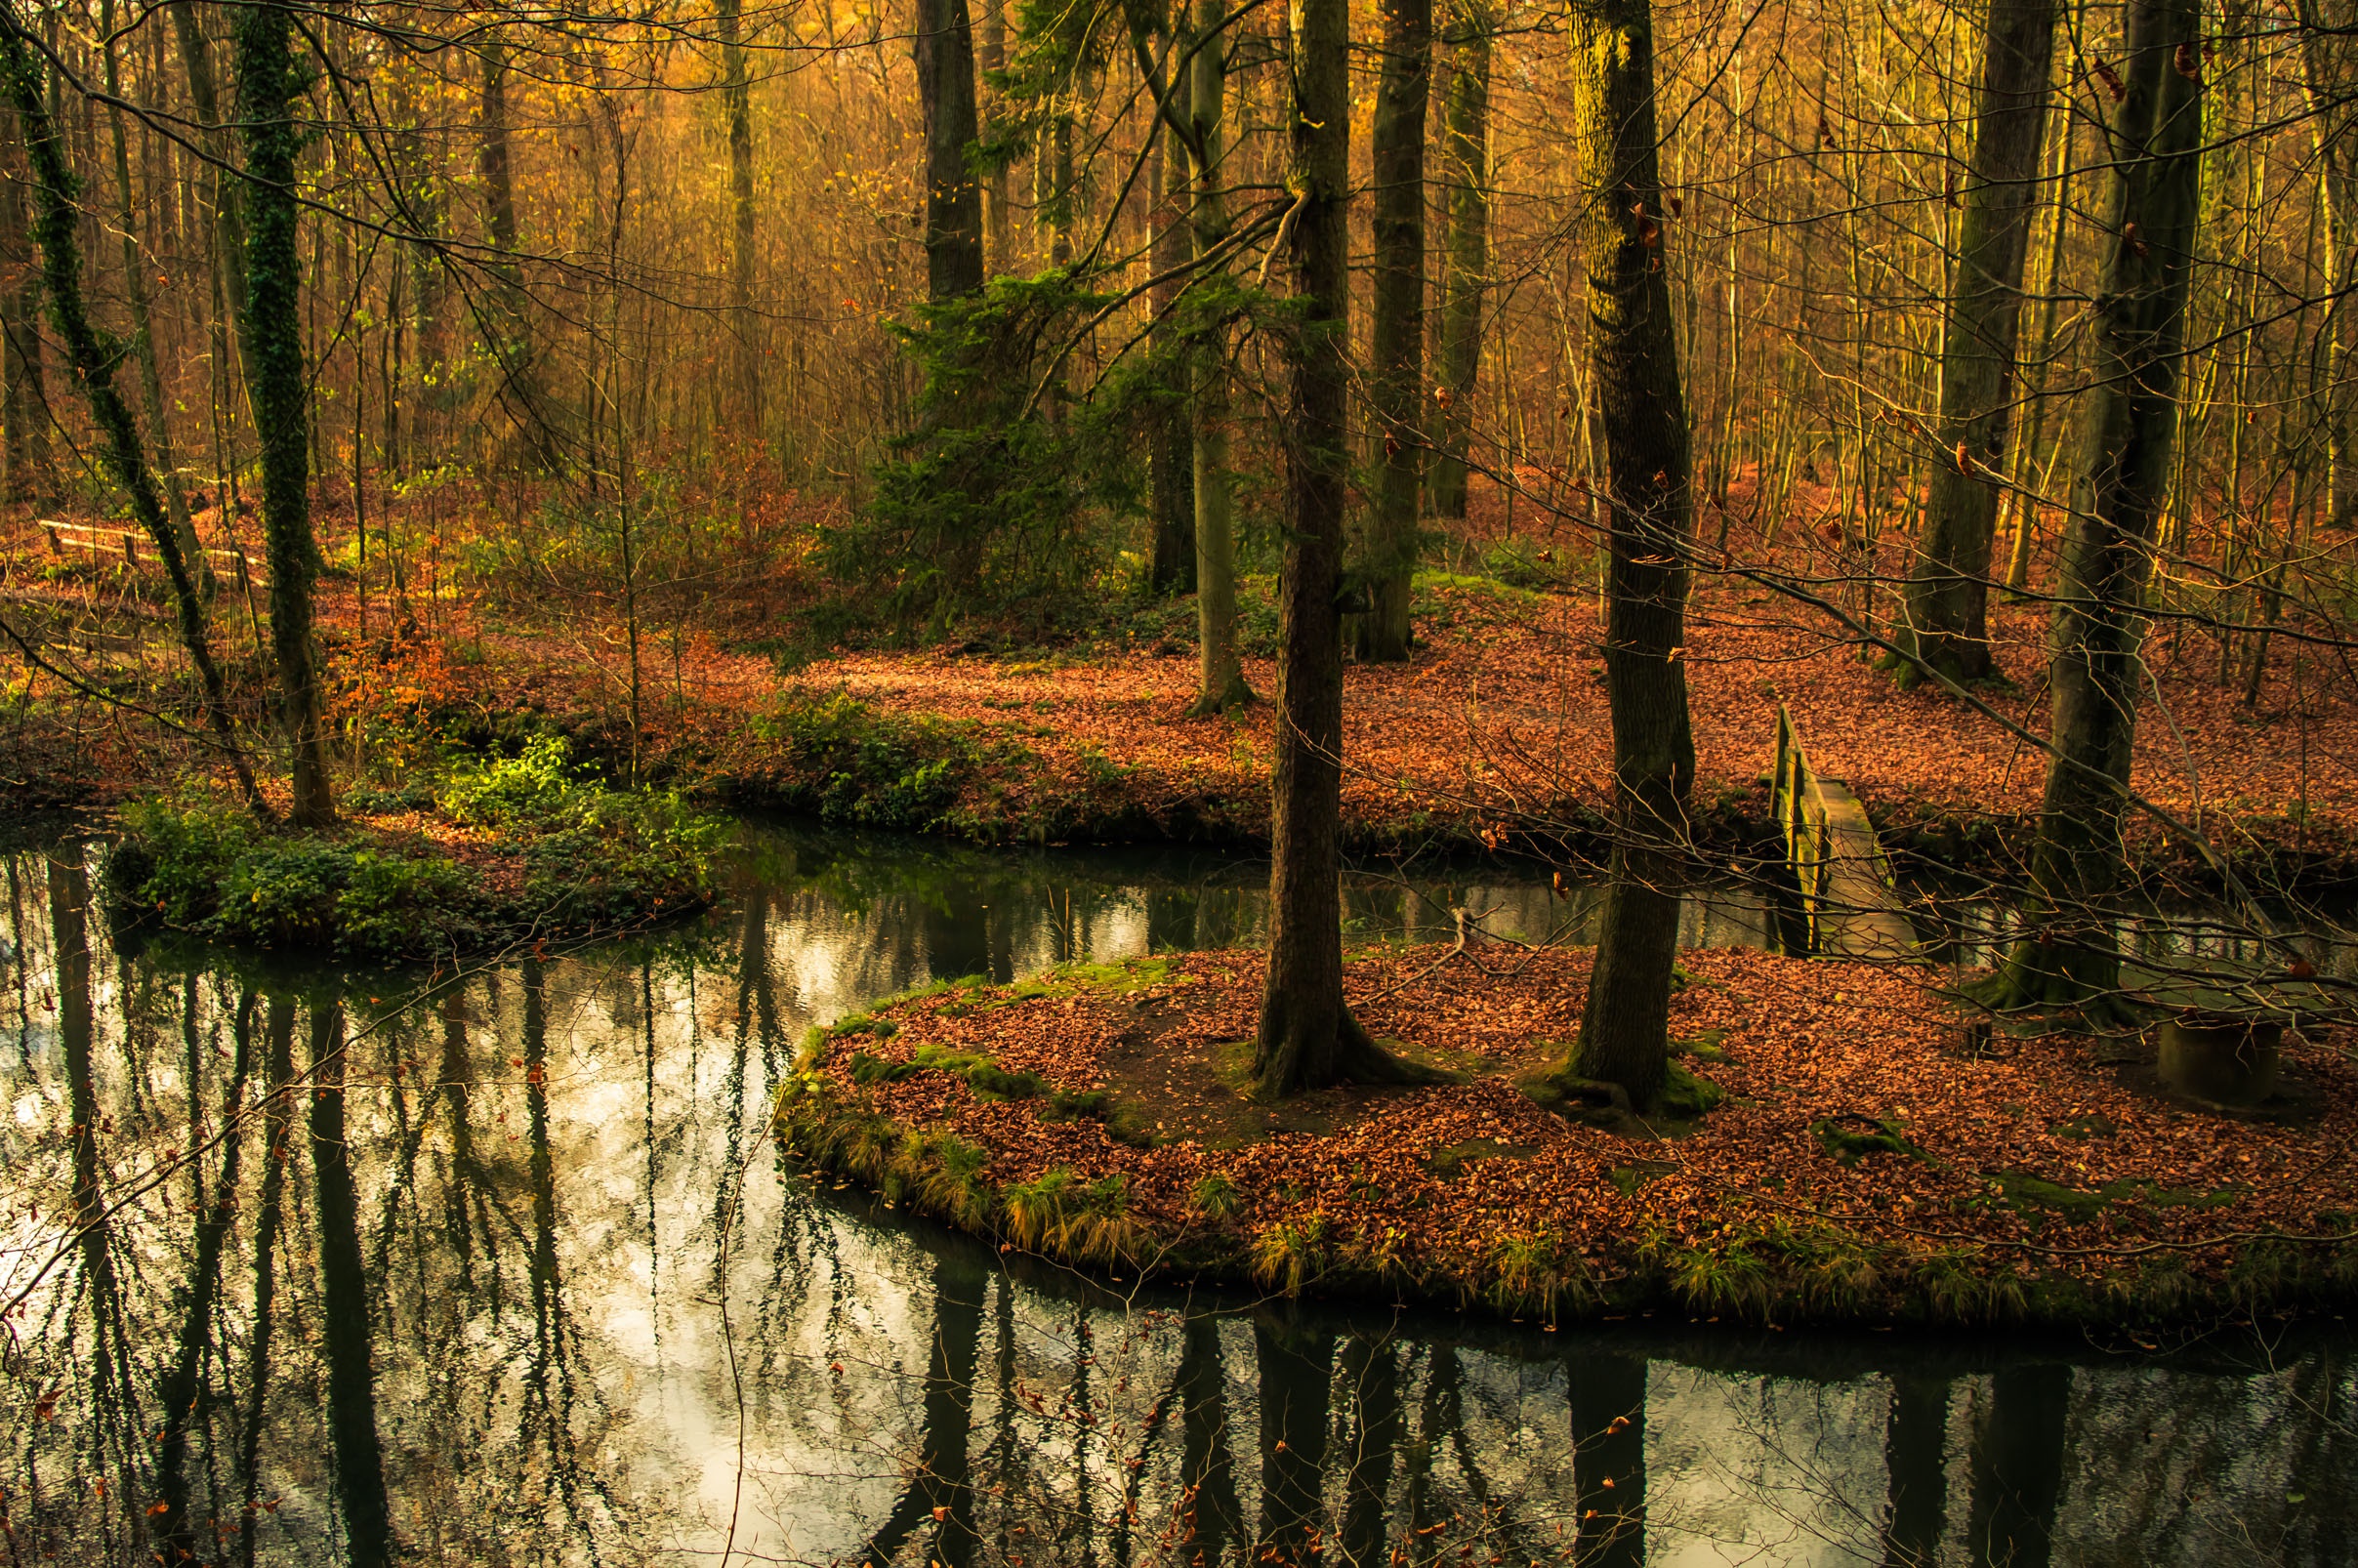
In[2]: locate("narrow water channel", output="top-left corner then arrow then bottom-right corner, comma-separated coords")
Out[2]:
2,824 -> 2350,1564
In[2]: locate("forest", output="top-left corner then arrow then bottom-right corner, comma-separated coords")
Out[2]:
2,0 -> 2358,1557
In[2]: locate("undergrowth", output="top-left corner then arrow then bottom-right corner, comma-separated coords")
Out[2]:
103,736 -> 723,958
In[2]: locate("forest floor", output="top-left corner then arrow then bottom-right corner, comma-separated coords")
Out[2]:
776,946 -> 2358,1326
6,490 -> 2357,888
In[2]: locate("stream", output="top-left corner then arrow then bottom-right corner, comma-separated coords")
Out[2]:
1,822 -> 2352,1565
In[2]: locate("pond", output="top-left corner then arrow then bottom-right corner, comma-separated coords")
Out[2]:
2,822 -> 2352,1566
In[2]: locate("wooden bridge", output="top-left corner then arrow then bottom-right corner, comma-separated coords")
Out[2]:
38,518 -> 269,603
1770,704 -> 1921,962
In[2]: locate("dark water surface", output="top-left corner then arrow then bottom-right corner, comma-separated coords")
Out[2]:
3,824 -> 2352,1565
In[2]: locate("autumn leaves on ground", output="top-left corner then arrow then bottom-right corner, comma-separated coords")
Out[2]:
19,478 -> 2358,1323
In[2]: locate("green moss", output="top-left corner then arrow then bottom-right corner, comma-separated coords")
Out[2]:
1990,1170 -> 2239,1229
1813,1116 -> 1934,1167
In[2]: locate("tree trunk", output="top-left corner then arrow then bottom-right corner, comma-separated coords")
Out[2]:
1899,0 -> 2059,684
1256,0 -> 1394,1093
1990,0 -> 2204,1015
2298,0 -> 2358,528
478,34 -> 560,468
0,105 -> 49,502
102,0 -> 202,589
979,0 -> 1012,273
1188,0 -> 1253,714
1561,0 -> 1696,1111
237,0 -> 335,825
720,0 -> 759,418
1354,0 -> 1431,661
917,0 -> 985,301
1427,11 -> 1491,521
1149,120 -> 1196,595
168,0 -> 247,325
0,27 -> 262,810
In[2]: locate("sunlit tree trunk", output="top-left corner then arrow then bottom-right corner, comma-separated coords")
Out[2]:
1355,0 -> 1431,661
237,0 -> 333,824
1899,0 -> 2059,684
1561,0 -> 1695,1110
1991,0 -> 2204,1014
720,0 -> 759,419
916,0 -> 985,300
479,32 -> 559,468
1187,0 -> 1253,714
1149,122 -> 1197,595
2298,0 -> 2358,527
1427,11 -> 1491,520
978,0 -> 1013,272
0,107 -> 50,502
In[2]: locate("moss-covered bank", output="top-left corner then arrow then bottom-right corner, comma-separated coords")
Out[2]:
772,949 -> 2358,1328
103,736 -> 724,960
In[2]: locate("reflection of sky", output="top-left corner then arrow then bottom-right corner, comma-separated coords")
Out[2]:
0,840 -> 2353,1564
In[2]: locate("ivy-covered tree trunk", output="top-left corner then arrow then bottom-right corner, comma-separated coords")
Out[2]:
916,0 -> 985,301
1354,0 -> 1431,661
1561,0 -> 1695,1111
1990,0 -> 2204,1014
0,22 -> 261,810
1255,0 -> 1387,1093
1149,121 -> 1196,595
1187,0 -> 1252,714
1427,9 -> 1491,520
237,0 -> 334,825
1899,0 -> 2059,684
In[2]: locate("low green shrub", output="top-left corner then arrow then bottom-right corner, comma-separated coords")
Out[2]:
753,689 -> 980,830
104,738 -> 722,959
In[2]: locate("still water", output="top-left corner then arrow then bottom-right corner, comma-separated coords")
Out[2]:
2,824 -> 2351,1566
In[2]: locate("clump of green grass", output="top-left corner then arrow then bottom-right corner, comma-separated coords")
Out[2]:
1191,1172 -> 1241,1222
1251,1213 -> 1331,1295
1001,1168 -> 1148,1262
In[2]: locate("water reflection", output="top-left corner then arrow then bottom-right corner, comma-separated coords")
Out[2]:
0,829 -> 2352,1565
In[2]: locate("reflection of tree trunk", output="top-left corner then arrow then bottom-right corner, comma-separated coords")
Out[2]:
864,1251 -> 986,1568
1179,1310 -> 1244,1561
1340,1333 -> 1402,1567
236,996 -> 296,1568
1254,1307 -> 1333,1561
1965,1367 -> 2069,1568
153,986 -> 258,1561
1569,1347 -> 1645,1568
51,849 -> 143,1506
310,1000 -> 395,1568
1882,1375 -> 1951,1566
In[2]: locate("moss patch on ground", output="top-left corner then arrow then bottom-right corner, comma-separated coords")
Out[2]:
103,736 -> 724,960
773,944 -> 2358,1327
